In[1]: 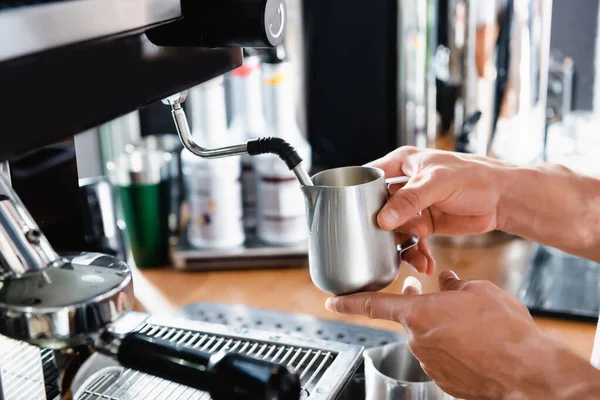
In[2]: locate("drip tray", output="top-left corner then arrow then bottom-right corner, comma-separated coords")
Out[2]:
72,312 -> 372,400
178,302 -> 404,348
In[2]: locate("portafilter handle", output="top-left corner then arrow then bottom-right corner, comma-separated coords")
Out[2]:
0,172 -> 63,278
97,331 -> 301,400
162,92 -> 313,186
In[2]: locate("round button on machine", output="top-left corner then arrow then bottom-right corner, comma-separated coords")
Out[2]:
146,0 -> 288,48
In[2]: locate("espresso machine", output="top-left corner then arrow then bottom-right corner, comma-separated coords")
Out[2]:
0,1 -> 366,399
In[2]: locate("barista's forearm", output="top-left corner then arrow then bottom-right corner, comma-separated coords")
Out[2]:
496,164 -> 600,262
515,335 -> 600,400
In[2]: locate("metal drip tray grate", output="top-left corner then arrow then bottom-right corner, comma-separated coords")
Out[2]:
75,313 -> 363,400
0,335 -> 47,400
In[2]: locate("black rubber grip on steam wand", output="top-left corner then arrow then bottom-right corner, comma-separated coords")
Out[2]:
117,332 -> 301,400
246,137 -> 303,170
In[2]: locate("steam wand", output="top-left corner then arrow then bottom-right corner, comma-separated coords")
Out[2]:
162,92 -> 313,186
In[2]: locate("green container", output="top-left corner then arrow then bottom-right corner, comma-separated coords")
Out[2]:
117,180 -> 171,268
108,149 -> 173,268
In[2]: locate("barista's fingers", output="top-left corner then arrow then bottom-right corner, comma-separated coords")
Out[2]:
402,276 -> 423,295
396,231 -> 435,276
419,239 -> 436,276
399,244 -> 428,274
378,174 -> 448,231
325,293 -> 418,323
365,146 -> 421,178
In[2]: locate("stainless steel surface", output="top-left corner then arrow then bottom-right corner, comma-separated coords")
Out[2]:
0,173 -> 63,278
294,164 -> 313,187
0,0 -> 181,63
164,92 -> 250,159
163,91 -> 313,186
179,302 -> 404,348
0,335 -> 47,400
79,177 -> 126,259
0,162 -> 11,186
364,342 -> 454,399
303,167 -> 419,295
0,252 -> 134,349
72,312 -> 363,400
106,148 -> 173,185
98,111 -> 142,177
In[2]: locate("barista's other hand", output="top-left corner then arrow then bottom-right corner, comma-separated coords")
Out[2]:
325,271 -> 600,399
367,147 -> 505,273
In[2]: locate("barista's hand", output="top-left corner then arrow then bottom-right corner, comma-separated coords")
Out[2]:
369,145 -> 600,267
369,147 -> 505,276
325,271 -> 600,400
370,146 -> 504,238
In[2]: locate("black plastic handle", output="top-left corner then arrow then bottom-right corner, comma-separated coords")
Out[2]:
117,332 -> 301,400
146,0 -> 287,48
247,137 -> 303,170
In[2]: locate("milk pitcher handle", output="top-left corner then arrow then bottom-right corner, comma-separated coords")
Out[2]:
385,176 -> 421,254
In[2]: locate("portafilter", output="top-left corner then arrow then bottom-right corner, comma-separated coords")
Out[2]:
0,173 -> 301,400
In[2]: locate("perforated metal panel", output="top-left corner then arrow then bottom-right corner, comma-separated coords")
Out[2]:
0,335 -> 47,400
74,313 -> 364,400
179,302 -> 404,348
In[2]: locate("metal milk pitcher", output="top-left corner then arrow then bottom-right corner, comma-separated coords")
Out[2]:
302,166 -> 419,296
364,341 -> 456,400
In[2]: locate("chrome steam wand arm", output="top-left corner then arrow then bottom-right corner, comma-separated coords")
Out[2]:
162,92 -> 313,186
0,171 -> 62,277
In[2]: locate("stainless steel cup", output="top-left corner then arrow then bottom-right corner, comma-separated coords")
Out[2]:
364,342 -> 455,400
302,166 -> 419,295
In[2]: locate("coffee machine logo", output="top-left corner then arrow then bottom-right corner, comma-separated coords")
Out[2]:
268,1 -> 285,40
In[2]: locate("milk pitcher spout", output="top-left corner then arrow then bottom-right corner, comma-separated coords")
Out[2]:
300,184 -> 321,229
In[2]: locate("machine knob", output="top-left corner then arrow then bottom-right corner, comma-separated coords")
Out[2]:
146,0 -> 287,48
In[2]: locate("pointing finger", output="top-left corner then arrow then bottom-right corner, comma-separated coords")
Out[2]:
325,292 -> 419,324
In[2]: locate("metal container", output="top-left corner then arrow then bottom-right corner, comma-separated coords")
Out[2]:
107,149 -> 173,268
364,342 -> 455,400
79,176 -> 127,260
302,166 -> 419,295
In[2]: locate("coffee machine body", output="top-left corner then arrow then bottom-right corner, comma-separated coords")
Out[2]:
0,1 -> 307,399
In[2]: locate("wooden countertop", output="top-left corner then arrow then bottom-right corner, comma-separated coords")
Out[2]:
131,237 -> 597,361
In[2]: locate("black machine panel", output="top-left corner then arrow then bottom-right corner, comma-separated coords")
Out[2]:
0,0 -> 286,161
302,0 -> 399,169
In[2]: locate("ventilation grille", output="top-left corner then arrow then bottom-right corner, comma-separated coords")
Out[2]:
0,335 -> 46,400
76,323 -> 338,399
